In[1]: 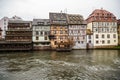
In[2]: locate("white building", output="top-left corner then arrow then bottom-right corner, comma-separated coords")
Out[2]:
86,9 -> 118,48
67,14 -> 87,49
32,19 -> 50,50
0,17 -> 9,39
0,16 -> 22,39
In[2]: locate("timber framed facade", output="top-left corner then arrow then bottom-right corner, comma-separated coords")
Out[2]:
67,14 -> 87,49
49,13 -> 69,49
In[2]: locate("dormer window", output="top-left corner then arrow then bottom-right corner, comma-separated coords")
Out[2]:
37,22 -> 44,25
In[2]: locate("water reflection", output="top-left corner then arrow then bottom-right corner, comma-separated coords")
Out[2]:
0,50 -> 120,80
91,50 -> 119,65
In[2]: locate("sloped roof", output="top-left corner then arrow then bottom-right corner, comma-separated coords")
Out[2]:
86,9 -> 117,23
49,12 -> 68,25
67,14 -> 86,24
32,19 -> 50,25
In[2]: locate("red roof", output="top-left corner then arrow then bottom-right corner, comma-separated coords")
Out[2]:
86,9 -> 117,23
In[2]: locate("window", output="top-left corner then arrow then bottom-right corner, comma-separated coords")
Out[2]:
107,40 -> 110,44
81,41 -> 83,44
54,41 -> 57,45
89,40 -> 91,43
60,36 -> 63,40
37,22 -> 44,25
114,40 -> 116,42
102,34 -> 104,38
36,36 -> 39,40
45,32 -> 47,35
4,19 -> 6,21
102,28 -> 104,32
36,31 -> 39,35
40,31 -> 43,35
102,40 -> 105,44
95,28 -> 98,32
113,34 -> 116,38
89,35 -> 91,39
107,34 -> 110,38
96,34 -> 98,39
107,28 -> 109,32
96,41 -> 99,44
65,31 -> 67,34
44,36 -> 47,40
4,22 -> 6,25
60,30 -> 63,34
83,36 -> 85,39
54,31 -> 56,34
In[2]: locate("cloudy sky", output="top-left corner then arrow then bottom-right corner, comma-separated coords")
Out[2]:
0,0 -> 120,20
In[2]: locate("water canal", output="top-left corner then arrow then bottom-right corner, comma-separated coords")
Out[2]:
0,50 -> 120,80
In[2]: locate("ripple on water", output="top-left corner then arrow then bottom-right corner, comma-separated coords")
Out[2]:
85,65 -> 116,72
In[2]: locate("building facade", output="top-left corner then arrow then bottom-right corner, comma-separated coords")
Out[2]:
0,16 -> 22,39
0,17 -> 9,39
49,13 -> 69,49
0,20 -> 32,51
67,14 -> 87,49
117,19 -> 120,45
32,19 -> 50,50
86,9 -> 118,48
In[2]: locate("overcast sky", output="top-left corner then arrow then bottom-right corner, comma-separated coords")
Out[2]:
0,0 -> 120,20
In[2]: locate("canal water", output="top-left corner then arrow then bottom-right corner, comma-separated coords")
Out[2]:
0,50 -> 120,80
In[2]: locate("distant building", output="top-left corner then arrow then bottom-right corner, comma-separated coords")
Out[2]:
86,8 -> 118,48
32,19 -> 50,50
49,12 -> 69,49
0,16 -> 22,39
0,17 -> 9,39
117,19 -> 120,45
67,14 -> 87,49
0,19 -> 32,51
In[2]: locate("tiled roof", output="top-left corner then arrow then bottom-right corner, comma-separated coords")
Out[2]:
32,19 -> 50,25
49,12 -> 67,25
86,9 -> 117,23
67,14 -> 86,24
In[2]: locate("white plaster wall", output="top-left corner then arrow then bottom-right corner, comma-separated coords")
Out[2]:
0,17 -> 9,38
93,33 -> 118,46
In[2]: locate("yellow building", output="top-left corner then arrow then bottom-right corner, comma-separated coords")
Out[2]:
49,13 -> 69,49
